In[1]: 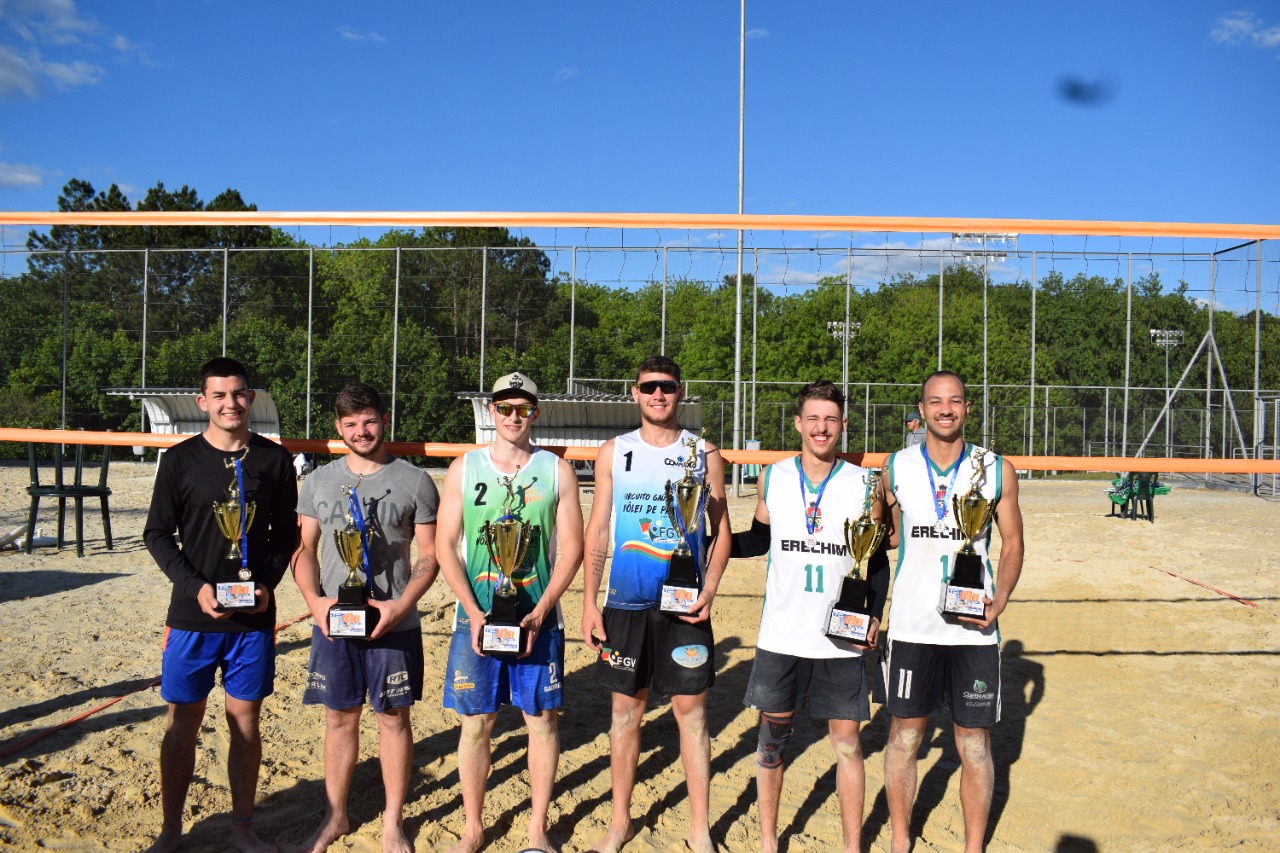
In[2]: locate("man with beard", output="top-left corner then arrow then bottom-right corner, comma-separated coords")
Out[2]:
292,381 -> 440,853
582,356 -> 732,853
880,370 -> 1024,853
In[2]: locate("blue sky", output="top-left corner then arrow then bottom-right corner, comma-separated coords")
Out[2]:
1,1 -> 1277,229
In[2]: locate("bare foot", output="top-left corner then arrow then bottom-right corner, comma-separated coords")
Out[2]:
528,823 -> 560,853
587,820 -> 634,853
141,826 -> 182,853
382,821 -> 413,853
685,832 -> 718,853
444,827 -> 485,853
230,819 -> 278,853
300,811 -> 349,853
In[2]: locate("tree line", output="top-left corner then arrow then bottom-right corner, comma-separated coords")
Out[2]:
3,180 -> 1275,456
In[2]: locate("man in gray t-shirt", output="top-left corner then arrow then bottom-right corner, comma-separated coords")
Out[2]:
292,382 -> 439,853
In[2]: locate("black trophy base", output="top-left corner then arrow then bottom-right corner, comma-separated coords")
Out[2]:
216,580 -> 256,611
824,576 -> 872,646
329,583 -> 379,638
482,592 -> 524,656
659,550 -> 702,616
938,551 -> 986,621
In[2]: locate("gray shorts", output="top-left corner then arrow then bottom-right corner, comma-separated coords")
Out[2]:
743,648 -> 869,722
881,637 -> 1001,728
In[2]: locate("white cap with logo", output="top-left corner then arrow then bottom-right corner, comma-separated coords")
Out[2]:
491,371 -> 539,405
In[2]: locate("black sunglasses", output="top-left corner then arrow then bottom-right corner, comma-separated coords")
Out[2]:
493,402 -> 537,418
636,380 -> 679,394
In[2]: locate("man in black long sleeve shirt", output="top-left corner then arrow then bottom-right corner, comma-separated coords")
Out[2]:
142,357 -> 298,853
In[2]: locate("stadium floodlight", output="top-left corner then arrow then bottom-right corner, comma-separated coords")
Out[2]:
827,320 -> 861,342
1151,328 -> 1183,455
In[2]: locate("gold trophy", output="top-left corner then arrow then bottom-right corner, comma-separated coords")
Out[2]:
939,448 -> 996,620
213,472 -> 257,610
329,484 -> 380,638
824,470 -> 886,646
480,470 -> 532,655
660,430 -> 708,615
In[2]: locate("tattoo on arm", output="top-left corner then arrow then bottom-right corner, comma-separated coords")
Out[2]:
410,557 -> 436,580
589,548 -> 608,583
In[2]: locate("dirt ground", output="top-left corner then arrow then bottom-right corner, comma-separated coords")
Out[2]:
1,458 -> 1277,852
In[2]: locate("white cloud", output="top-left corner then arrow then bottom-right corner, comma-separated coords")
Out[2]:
0,45 -> 39,96
555,66 -> 579,82
111,33 -> 153,64
746,28 -> 768,39
40,54 -> 101,87
0,0 -> 113,96
0,160 -> 42,188
1210,10 -> 1280,51
338,25 -> 386,43
3,0 -> 99,44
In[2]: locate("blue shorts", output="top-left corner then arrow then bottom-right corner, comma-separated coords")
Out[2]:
302,625 -> 424,713
443,615 -> 564,716
161,628 -> 275,705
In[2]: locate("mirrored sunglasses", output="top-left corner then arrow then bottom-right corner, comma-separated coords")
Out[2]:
494,402 -> 537,418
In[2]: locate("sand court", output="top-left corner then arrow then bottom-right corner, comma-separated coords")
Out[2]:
1,461 -> 1277,851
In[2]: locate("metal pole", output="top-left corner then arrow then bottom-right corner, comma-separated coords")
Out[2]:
390,247 -> 401,440
661,247 -> 668,355
864,382 -> 870,450
751,248 -> 758,441
305,248 -> 314,439
61,251 -> 68,429
222,247 -> 229,356
1254,240 -> 1263,455
1165,344 -> 1171,454
980,243 -> 992,435
842,248 -> 851,453
479,248 -> 488,391
1029,252 -> 1037,459
141,248 -> 149,391
937,252 -> 944,370
1121,255 -> 1132,456
1205,256 -> 1215,468
732,0 -> 746,493
568,247 -> 577,390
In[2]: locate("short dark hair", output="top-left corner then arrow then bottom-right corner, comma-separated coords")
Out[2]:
635,355 -> 682,383
797,379 -> 845,414
920,370 -> 968,402
335,381 -> 386,418
199,357 -> 249,393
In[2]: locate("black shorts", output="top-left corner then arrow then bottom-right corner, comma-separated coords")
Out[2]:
596,606 -> 715,696
743,648 -> 869,722
881,637 -> 1001,728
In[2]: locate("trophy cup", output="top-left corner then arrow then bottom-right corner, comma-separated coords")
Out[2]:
824,471 -> 886,647
480,471 -> 532,656
660,431 -> 709,615
213,476 -> 257,610
329,485 -> 380,638
938,449 -> 996,621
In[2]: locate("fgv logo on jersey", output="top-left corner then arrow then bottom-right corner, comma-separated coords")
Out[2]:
639,517 -> 680,543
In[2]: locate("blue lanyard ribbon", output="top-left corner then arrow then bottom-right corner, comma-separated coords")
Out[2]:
347,484 -> 372,590
234,458 -> 249,571
922,442 -> 967,523
797,458 -> 838,538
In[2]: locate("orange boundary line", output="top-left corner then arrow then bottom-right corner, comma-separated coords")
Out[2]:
1147,566 -> 1260,608
0,612 -> 313,758
1,210 -> 1278,240
5,428 -> 1280,474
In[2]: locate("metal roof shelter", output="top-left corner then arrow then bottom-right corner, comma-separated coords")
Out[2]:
456,384 -> 701,448
105,388 -> 282,440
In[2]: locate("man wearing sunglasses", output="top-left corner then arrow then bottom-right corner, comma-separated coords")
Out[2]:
436,371 -> 584,853
582,356 -> 732,853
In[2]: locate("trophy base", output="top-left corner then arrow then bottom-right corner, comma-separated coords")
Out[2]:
216,580 -> 256,610
329,602 -> 379,638
660,582 -> 700,615
825,604 -> 873,646
938,582 -> 986,620
481,620 -> 524,656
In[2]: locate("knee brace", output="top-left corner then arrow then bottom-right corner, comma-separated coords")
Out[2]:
756,712 -> 794,769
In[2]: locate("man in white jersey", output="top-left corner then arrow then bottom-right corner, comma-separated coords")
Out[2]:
880,370 -> 1024,853
436,372 -> 584,853
582,355 -> 732,853
730,380 -> 891,853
